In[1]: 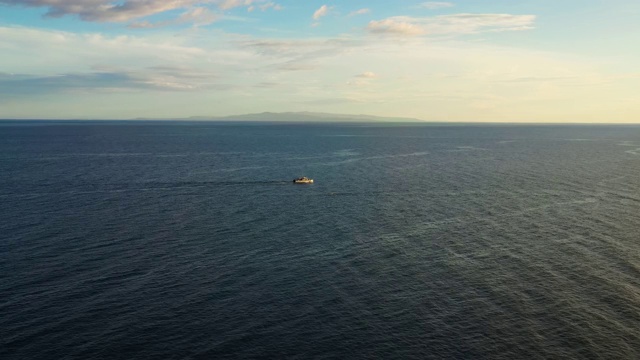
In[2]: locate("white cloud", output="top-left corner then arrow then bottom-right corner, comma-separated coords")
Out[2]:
349,8 -> 371,16
368,19 -> 426,36
419,2 -> 454,10
313,5 -> 329,20
258,2 -> 282,11
368,14 -> 536,37
348,71 -> 377,86
217,0 -> 253,11
0,26 -> 207,70
356,71 -> 377,78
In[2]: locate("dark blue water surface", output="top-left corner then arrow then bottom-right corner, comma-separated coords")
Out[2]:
2,121 -> 640,359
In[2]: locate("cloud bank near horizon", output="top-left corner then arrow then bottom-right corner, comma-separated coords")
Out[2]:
1,1 -> 639,122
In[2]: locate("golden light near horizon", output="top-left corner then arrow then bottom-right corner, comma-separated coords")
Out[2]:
1,0 -> 639,122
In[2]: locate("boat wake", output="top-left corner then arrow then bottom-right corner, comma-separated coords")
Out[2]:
0,181 -> 294,198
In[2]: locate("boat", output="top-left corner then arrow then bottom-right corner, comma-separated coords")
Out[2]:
293,176 -> 314,184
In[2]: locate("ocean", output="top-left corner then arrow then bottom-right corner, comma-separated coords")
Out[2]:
1,121 -> 639,359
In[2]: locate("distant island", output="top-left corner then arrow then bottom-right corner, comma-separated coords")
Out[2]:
134,112 -> 426,123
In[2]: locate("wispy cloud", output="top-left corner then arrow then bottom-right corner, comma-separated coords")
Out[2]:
216,0 -> 252,10
274,61 -> 319,72
313,5 -> 330,20
356,71 -> 377,78
248,2 -> 282,12
129,7 -> 220,29
0,70 -> 211,98
0,0 -> 280,24
0,25 -> 230,98
0,0 -> 196,22
348,71 -> 378,86
1,17 -> 634,122
0,25 -> 207,69
240,38 -> 363,59
368,14 -> 536,37
368,19 -> 425,36
419,2 -> 454,10
349,8 -> 371,17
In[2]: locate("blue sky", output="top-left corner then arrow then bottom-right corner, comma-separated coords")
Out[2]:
1,0 -> 639,121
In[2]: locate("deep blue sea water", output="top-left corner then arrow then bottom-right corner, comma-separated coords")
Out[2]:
1,121 -> 640,359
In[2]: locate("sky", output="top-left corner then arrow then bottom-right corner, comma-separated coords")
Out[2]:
0,0 -> 639,122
